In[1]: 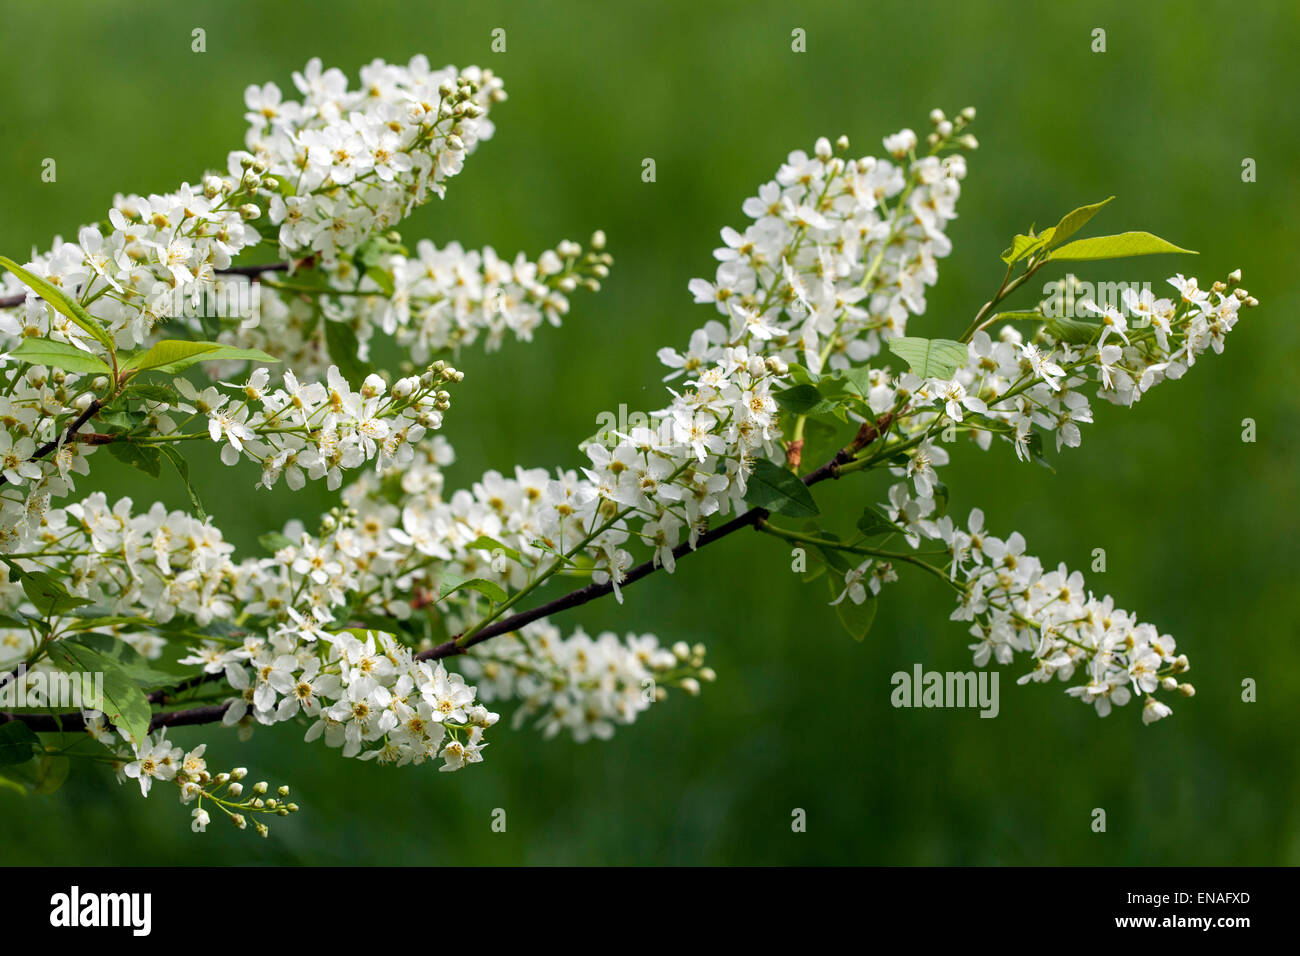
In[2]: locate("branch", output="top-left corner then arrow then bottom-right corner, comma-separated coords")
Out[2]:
0,411 -> 899,733
415,413 -> 897,661
0,702 -> 230,734
0,399 -> 103,489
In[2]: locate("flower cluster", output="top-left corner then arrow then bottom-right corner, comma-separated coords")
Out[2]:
211,361 -> 459,491
460,621 -> 714,742
956,517 -> 1192,725
818,269 -> 1251,722
227,233 -> 610,381
0,177 -> 262,352
180,628 -> 499,770
833,508 -> 1194,724
670,115 -> 974,377
246,56 -> 504,264
104,729 -> 299,837
919,272 -> 1255,460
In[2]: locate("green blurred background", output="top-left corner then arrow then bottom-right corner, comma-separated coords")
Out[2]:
0,0 -> 1296,864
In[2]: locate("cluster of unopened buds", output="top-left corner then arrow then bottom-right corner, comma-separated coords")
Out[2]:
99,726 -> 298,837
0,56 -> 1257,833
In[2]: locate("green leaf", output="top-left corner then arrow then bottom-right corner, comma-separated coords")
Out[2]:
802,526 -> 851,574
785,362 -> 819,387
1044,317 -> 1103,345
773,384 -> 824,415
830,365 -> 874,398
258,532 -> 296,554
60,614 -> 148,630
0,722 -> 39,767
322,320 -> 372,386
1000,233 -> 1048,265
44,641 -> 152,748
121,340 -> 219,373
931,481 -> 950,518
122,383 -> 177,404
353,235 -> 408,269
886,336 -> 969,379
122,339 -> 278,374
465,535 -> 521,563
1043,197 -> 1114,250
12,567 -> 90,617
30,754 -> 69,794
97,407 -> 138,433
438,572 -> 507,604
69,634 -> 192,692
1000,198 -> 1117,264
0,749 -> 74,795
801,563 -> 827,584
745,458 -> 819,518
364,266 -> 395,297
0,255 -> 115,350
856,505 -> 903,538
107,442 -> 161,478
157,445 -> 206,519
827,576 -> 878,641
1024,431 -> 1056,473
5,338 -> 112,375
960,412 -> 1014,436
1048,232 -> 1196,262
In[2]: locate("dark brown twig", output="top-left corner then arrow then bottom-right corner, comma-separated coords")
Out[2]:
0,399 -> 103,489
